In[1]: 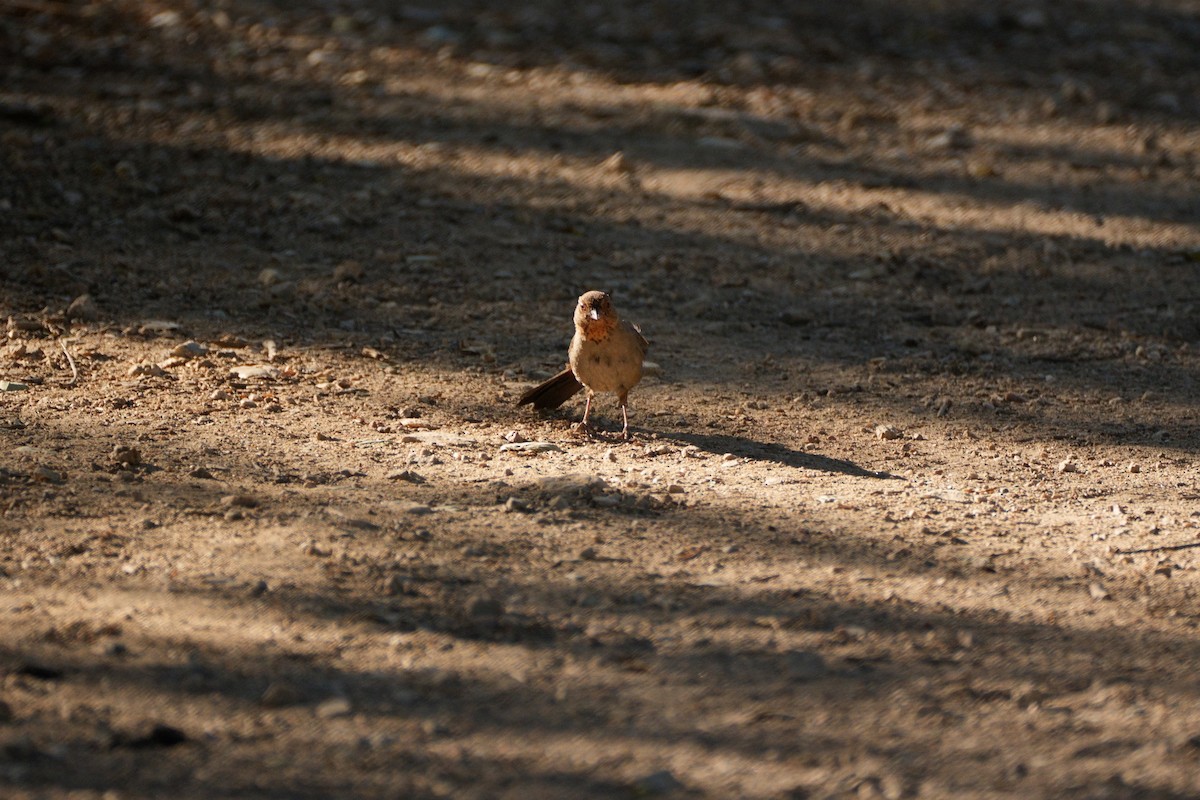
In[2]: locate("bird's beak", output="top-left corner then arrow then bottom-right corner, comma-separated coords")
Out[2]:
589,308 -> 601,321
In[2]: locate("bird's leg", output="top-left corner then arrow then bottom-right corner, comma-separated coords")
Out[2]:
620,402 -> 631,440
577,393 -> 595,436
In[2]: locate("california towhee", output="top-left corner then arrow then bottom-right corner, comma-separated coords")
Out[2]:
517,290 -> 648,439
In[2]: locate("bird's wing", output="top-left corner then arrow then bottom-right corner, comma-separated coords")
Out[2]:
626,321 -> 649,354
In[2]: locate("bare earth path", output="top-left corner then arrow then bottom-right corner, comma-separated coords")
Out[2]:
3,1 -> 1200,797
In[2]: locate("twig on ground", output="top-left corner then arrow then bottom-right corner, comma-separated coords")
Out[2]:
59,338 -> 78,385
1114,541 -> 1200,555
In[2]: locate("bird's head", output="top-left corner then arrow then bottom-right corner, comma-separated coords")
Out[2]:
574,290 -> 617,339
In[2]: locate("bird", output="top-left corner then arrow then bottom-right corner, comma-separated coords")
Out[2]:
517,290 -> 648,440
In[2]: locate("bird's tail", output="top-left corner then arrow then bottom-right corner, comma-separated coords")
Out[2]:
516,367 -> 583,410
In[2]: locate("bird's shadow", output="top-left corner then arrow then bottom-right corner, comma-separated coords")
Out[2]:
655,429 -> 900,480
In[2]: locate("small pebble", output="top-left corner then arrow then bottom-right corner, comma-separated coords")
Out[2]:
601,150 -> 632,173
315,697 -> 353,719
32,466 -> 65,483
170,341 -> 207,359
300,540 -> 330,557
66,294 -> 99,321
112,446 -> 141,467
332,260 -> 364,282
381,574 -> 410,596
128,362 -> 166,378
258,268 -> 283,287
874,424 -> 903,441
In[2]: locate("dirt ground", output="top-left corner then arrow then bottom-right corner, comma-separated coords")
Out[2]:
2,1 -> 1200,797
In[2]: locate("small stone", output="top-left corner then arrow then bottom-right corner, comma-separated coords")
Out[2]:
1056,459 -> 1078,473
666,484 -> 685,494
874,424 -> 903,440
112,446 -> 141,467
128,362 -> 166,378
503,496 -> 528,513
66,293 -> 99,321
926,125 -> 972,150
333,260 -> 365,283
601,151 -> 633,174
502,430 -> 527,444
381,574 -> 410,596
258,267 -> 283,287
249,580 -> 269,597
315,697 -> 353,719
170,340 -> 208,359
722,453 -> 738,462
633,770 -> 684,795
1089,582 -> 1111,601
604,448 -> 617,462
32,465 -> 65,483
1127,463 -> 1141,474
300,540 -> 331,557
386,469 -> 425,483
220,494 -> 258,508
189,466 -> 214,479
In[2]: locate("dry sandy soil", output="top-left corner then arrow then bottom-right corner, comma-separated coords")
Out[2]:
3,1 -> 1200,798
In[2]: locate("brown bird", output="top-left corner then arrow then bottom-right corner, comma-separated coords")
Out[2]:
517,290 -> 648,439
